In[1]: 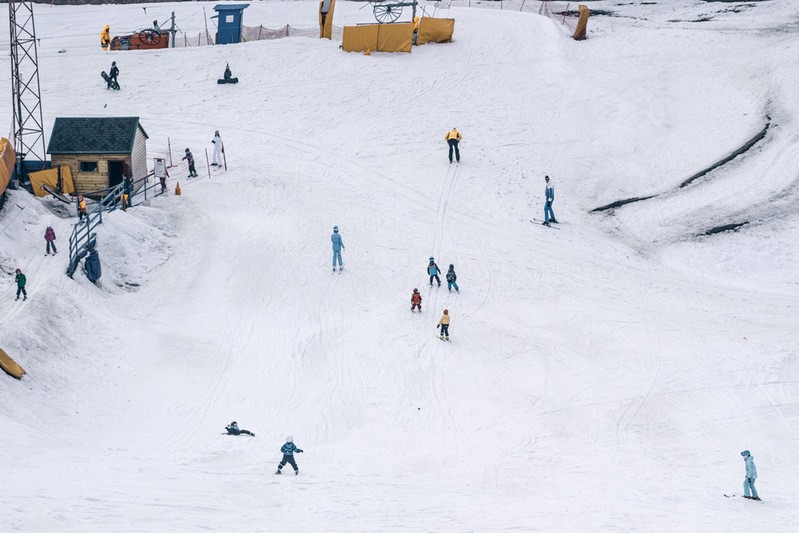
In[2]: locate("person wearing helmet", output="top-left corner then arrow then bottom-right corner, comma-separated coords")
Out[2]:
225,421 -> 254,436
741,450 -> 760,500
437,309 -> 450,340
411,288 -> 422,312
182,148 -> 198,177
444,128 -> 462,164
276,436 -> 303,475
100,24 -> 111,51
14,268 -> 27,301
211,131 -> 224,167
107,61 -> 119,90
331,226 -> 345,272
446,264 -> 459,293
427,257 -> 441,287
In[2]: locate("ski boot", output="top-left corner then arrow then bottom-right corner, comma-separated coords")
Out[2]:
275,469 -> 282,475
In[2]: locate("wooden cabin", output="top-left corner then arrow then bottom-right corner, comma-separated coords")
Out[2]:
47,117 -> 148,196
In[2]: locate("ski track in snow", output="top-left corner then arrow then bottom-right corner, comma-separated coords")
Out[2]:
1,0 -> 799,530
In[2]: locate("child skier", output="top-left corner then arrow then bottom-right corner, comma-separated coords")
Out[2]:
446,264 -> 459,293
182,148 -> 198,177
437,309 -> 450,340
225,421 -> 254,436
276,436 -> 303,475
427,257 -> 441,287
44,225 -> 57,256
741,450 -> 760,500
331,225 -> 345,272
14,268 -> 27,301
411,288 -> 422,312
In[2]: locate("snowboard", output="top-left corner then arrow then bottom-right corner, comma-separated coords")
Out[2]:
101,71 -> 120,90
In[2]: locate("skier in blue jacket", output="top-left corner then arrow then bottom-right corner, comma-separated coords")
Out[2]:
741,450 -> 760,500
331,225 -> 345,272
543,175 -> 558,226
276,436 -> 304,475
427,257 -> 441,287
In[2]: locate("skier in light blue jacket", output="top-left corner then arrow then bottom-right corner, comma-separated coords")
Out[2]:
543,175 -> 558,226
741,450 -> 760,500
331,225 -> 345,272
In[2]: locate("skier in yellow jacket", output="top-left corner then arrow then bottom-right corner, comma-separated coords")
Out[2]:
101,25 -> 111,51
444,128 -> 462,164
437,309 -> 451,341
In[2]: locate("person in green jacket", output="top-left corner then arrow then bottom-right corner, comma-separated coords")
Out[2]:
14,268 -> 27,301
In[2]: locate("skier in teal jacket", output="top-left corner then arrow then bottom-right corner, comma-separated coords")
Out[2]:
741,450 -> 759,500
276,436 -> 304,475
331,226 -> 345,272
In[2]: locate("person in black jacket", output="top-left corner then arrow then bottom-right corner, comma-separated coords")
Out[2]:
225,421 -> 255,436
107,61 -> 119,89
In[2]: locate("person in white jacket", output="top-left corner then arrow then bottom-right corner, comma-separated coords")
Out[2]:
212,131 -> 224,167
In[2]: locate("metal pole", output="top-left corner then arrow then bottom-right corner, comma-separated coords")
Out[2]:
170,11 -> 176,48
205,148 -> 211,180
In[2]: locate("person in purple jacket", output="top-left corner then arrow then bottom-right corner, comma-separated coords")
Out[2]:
44,225 -> 57,256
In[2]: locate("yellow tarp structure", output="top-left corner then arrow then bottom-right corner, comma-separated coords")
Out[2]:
342,24 -> 379,53
573,5 -> 589,41
29,165 -> 75,198
0,348 -> 25,380
342,23 -> 414,53
319,0 -> 336,39
0,138 -> 15,197
417,17 -> 455,45
377,22 -> 413,53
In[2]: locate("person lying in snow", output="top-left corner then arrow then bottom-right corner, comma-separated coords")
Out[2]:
225,421 -> 255,436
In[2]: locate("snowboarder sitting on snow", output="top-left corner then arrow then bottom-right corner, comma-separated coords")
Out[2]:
45,225 -> 57,256
446,264 -> 459,293
741,450 -> 760,500
427,257 -> 441,287
224,64 -> 233,80
225,421 -> 255,436
14,268 -> 27,301
182,148 -> 198,177
276,436 -> 303,475
445,127 -> 462,164
437,309 -> 450,340
543,175 -> 558,226
411,288 -> 422,312
107,61 -> 119,90
331,225 -> 345,272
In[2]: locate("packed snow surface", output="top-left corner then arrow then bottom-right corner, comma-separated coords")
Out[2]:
1,1 -> 799,530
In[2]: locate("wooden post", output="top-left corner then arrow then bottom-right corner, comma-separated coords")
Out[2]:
205,148 -> 211,179
222,145 -> 227,171
168,137 -> 174,167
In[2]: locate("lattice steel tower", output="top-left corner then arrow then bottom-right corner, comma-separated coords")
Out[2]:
8,0 -> 46,181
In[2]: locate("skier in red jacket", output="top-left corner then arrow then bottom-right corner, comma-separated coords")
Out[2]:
411,288 -> 422,312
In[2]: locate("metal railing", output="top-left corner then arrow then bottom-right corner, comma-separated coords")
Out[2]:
66,172 -> 164,277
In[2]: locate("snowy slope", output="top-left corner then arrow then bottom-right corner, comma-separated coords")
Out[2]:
1,1 -> 799,530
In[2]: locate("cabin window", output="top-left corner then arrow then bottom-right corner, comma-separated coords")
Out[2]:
79,161 -> 98,172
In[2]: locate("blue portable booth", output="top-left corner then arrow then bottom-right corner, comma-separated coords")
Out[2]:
212,4 -> 249,45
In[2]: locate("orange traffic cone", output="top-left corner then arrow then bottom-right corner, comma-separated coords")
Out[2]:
175,182 -> 181,196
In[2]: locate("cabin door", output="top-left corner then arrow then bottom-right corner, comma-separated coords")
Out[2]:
108,161 -> 125,188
